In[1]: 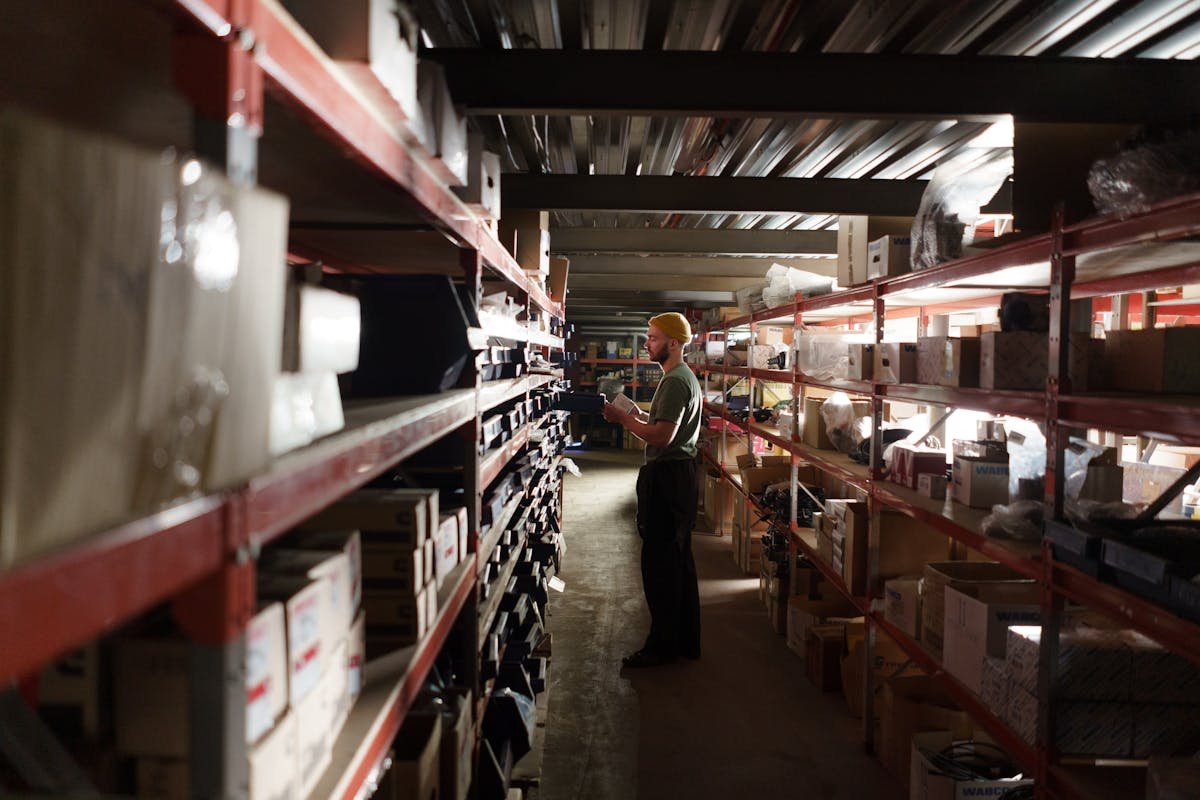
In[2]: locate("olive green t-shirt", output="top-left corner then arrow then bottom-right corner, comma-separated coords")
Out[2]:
645,363 -> 702,463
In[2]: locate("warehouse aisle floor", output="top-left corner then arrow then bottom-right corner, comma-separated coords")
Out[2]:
536,449 -> 896,800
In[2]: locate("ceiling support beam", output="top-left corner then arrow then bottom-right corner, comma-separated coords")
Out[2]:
504,174 -> 1011,216
564,255 -> 835,277
549,227 -> 838,255
426,49 -> 1200,123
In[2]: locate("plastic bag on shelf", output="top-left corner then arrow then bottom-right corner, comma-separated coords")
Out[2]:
793,332 -> 862,380
1064,438 -> 1116,501
818,392 -> 856,453
911,150 -> 1013,270
735,283 -> 769,313
762,264 -> 836,307
1088,129 -> 1200,218
1005,421 -> 1047,499
981,500 -> 1044,542
1065,498 -> 1140,525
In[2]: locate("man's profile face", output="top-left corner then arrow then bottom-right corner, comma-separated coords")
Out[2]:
645,326 -> 672,364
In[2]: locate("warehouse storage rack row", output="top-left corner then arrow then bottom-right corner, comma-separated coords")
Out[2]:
0,1 -> 567,798
693,194 -> 1200,800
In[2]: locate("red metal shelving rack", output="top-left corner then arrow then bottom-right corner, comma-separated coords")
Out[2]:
693,191 -> 1200,800
1,2 -> 568,798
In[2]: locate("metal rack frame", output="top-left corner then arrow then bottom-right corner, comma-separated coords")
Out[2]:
693,191 -> 1200,800
0,2 -> 567,798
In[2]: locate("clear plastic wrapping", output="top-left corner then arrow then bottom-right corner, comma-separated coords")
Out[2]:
762,264 -> 835,308
981,500 -> 1044,542
793,332 -> 869,381
1004,422 -> 1046,498
1088,130 -> 1200,217
819,392 -> 872,454
911,151 -> 1013,270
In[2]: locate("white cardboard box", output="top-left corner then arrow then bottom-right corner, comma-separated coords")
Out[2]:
910,731 -> 1033,800
245,603 -> 289,746
295,665 -> 337,798
250,710 -> 299,800
867,235 -> 911,281
348,611 -> 366,700
942,583 -> 1040,694
952,456 -> 1010,509
257,573 -> 327,706
434,512 -> 461,589
884,577 -> 922,641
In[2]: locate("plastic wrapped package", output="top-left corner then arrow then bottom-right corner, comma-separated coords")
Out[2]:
1064,439 -> 1116,501
761,264 -> 835,308
911,151 -> 1012,270
735,283 -> 769,313
1004,422 -> 1046,498
0,110 -> 287,568
819,392 -> 864,454
285,285 -> 361,374
981,500 -> 1044,542
1088,130 -> 1200,218
269,372 -> 345,456
793,332 -> 869,381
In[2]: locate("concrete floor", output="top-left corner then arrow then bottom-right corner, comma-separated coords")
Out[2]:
537,449 -> 898,800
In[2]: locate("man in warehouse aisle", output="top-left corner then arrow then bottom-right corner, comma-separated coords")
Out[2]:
602,312 -> 702,668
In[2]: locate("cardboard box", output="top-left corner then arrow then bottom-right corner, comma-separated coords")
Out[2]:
1057,701 -> 1134,757
0,110 -> 287,569
348,611 -> 366,700
36,647 -> 100,741
910,731 -> 1032,800
786,594 -> 860,658
704,470 -> 736,528
1008,625 -> 1139,700
362,537 -> 425,593
980,656 -> 1009,715
882,676 -> 975,786
837,215 -> 912,287
918,473 -> 947,500
877,513 -> 952,585
892,443 -> 947,490
952,456 -> 1010,509
433,511 -> 462,589
436,689 -> 475,800
500,210 -> 550,275
261,547 -> 356,648
454,132 -> 501,219
875,342 -> 918,384
829,500 -> 869,596
922,562 -> 1033,661
942,583 -> 1041,694
114,640 -> 189,758
415,60 -> 468,185
248,712 -> 299,799
284,0 -> 420,125
390,713 -> 442,800
847,343 -> 875,380
295,662 -> 338,798
1006,681 -> 1038,745
803,396 -> 871,451
245,603 -> 289,746
305,488 -> 437,547
548,256 -> 569,304
283,283 -> 362,375
286,529 -> 364,613
867,235 -> 911,281
1134,704 -> 1200,758
884,577 -> 922,641
1106,327 -> 1200,393
806,625 -> 845,691
364,586 -> 430,642
980,331 -> 1101,391
940,338 -> 982,388
423,537 -> 436,586
917,337 -> 948,385
136,758 -> 188,800
257,573 -> 330,706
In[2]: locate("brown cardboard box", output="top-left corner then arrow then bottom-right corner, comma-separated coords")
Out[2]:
704,470 -> 736,528
867,235 -> 912,281
829,500 -> 869,596
884,577 -> 922,641
840,623 -> 923,720
847,343 -> 875,380
1106,327 -> 1200,393
803,396 -> 871,451
942,583 -> 1041,693
874,343 -> 919,384
921,561 -> 1034,661
916,337 -> 948,385
806,625 -> 846,691
881,675 -> 975,785
305,488 -> 437,548
980,331 -> 1101,391
436,689 -> 474,800
114,640 -> 189,758
387,712 -> 442,800
891,443 -> 947,490
876,513 -> 952,585
837,215 -> 913,287
548,256 -> 569,304
941,338 -> 982,388
786,594 -> 860,658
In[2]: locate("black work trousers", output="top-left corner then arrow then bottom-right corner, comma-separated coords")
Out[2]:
635,457 -> 701,659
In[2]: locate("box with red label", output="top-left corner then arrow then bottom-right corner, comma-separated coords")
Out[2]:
891,443 -> 946,490
258,573 -> 327,707
434,511 -> 463,589
245,603 -> 289,746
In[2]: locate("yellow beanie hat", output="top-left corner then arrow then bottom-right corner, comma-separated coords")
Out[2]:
649,312 -> 692,344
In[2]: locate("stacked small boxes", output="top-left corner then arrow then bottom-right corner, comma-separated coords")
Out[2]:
1003,625 -> 1200,757
305,489 -> 450,657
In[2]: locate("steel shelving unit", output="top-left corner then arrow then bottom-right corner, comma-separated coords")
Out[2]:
694,192 -> 1200,800
0,1 -> 568,798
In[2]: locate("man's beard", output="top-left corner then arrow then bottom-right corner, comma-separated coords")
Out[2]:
649,343 -> 669,363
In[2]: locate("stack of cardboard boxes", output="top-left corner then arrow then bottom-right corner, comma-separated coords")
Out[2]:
114,529 -> 364,799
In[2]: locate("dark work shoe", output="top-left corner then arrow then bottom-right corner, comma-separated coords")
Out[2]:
621,649 -> 675,669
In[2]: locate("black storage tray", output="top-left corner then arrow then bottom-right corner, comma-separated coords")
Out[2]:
1098,521 -> 1200,612
1044,519 -> 1109,578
